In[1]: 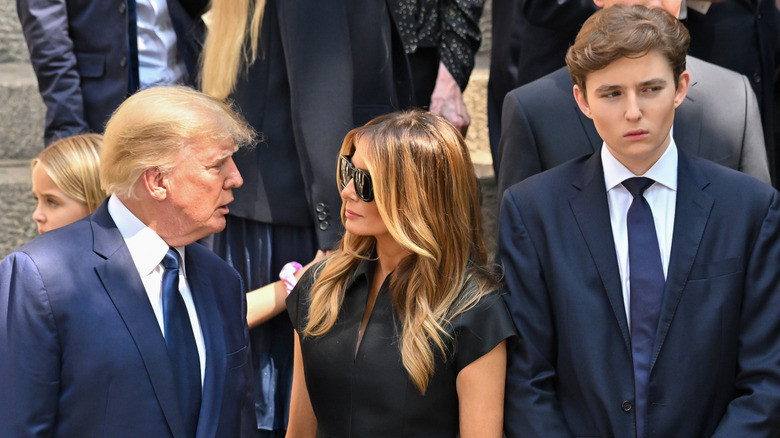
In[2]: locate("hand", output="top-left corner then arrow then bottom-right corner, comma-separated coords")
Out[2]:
429,62 -> 470,136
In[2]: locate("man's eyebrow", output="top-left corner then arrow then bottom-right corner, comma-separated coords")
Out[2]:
639,78 -> 668,87
594,84 -> 622,93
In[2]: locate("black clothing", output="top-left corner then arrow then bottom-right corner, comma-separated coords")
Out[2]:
287,258 -> 516,437
390,0 -> 484,90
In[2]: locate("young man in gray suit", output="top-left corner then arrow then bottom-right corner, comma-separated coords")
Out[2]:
496,0 -> 771,199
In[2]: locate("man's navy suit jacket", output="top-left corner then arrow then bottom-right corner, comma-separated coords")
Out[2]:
499,150 -> 780,437
0,203 -> 257,438
497,56 -> 771,199
16,0 -> 207,144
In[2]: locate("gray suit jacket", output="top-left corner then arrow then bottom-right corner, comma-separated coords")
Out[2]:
496,56 -> 770,199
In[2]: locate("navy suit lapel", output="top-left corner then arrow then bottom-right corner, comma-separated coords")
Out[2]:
90,204 -> 188,438
568,154 -> 632,352
185,247 -> 227,438
650,152 -> 713,371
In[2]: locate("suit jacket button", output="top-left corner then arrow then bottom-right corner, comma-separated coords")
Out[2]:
315,203 -> 326,213
317,211 -> 328,221
319,221 -> 329,231
118,2 -> 126,14
621,401 -> 632,412
120,56 -> 127,68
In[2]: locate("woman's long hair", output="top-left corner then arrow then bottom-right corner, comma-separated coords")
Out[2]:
304,110 -> 498,393
200,0 -> 266,100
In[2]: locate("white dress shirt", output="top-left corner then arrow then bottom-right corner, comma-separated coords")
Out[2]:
107,195 -> 205,383
602,138 -> 678,326
136,0 -> 187,88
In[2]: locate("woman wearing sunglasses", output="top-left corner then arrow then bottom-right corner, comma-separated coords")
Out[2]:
286,110 -> 516,437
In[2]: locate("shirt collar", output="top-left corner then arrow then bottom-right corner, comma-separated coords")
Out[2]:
602,134 -> 678,193
107,194 -> 186,276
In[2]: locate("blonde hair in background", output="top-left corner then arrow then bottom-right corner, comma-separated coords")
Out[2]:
32,133 -> 107,212
100,86 -> 255,198
305,110 -> 498,394
200,0 -> 266,100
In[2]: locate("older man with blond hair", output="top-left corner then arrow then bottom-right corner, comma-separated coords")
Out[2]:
0,86 -> 259,438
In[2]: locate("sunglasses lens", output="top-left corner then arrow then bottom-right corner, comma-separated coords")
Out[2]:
355,173 -> 373,202
339,156 -> 350,191
339,155 -> 373,202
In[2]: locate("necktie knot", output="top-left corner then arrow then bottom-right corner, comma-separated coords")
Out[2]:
162,248 -> 179,272
622,177 -> 655,197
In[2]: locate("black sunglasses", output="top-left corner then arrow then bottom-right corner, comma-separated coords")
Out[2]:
338,155 -> 374,202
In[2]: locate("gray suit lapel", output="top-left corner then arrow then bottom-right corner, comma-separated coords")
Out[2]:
650,153 -> 713,371
569,154 -> 632,352
674,58 -> 703,157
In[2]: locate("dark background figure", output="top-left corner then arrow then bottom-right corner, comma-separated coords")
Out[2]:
486,0 -> 597,171
682,0 -> 780,184
16,0 -> 208,145
487,0 -> 522,173
390,0 -> 484,135
199,1 -> 413,436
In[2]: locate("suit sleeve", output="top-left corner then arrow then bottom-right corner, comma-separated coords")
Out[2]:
439,0 -> 485,90
497,90 -> 543,200
16,0 -> 89,144
499,190 -> 574,438
0,252 -> 61,437
736,74 -> 772,185
711,191 -> 780,436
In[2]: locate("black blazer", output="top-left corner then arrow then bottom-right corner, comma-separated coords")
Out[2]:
228,0 -> 412,249
16,0 -> 207,144
497,56 -> 771,199
499,150 -> 780,437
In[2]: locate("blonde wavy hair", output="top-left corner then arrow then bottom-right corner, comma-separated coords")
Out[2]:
200,0 -> 266,100
32,133 -> 107,212
304,110 -> 498,393
100,86 -> 255,198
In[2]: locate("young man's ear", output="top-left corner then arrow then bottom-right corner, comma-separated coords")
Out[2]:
673,70 -> 691,109
593,0 -> 605,7
141,167 -> 169,201
573,85 -> 593,119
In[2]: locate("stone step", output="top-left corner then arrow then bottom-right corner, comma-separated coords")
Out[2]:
0,160 -> 37,258
0,62 -> 45,159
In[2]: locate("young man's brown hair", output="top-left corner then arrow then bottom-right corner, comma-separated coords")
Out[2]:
566,5 -> 690,91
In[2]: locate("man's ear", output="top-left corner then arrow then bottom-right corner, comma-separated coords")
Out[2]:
573,85 -> 593,119
673,70 -> 691,109
593,0 -> 605,8
141,168 -> 168,201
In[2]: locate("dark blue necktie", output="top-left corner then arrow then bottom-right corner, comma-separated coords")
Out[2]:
623,177 -> 665,438
161,248 -> 201,437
